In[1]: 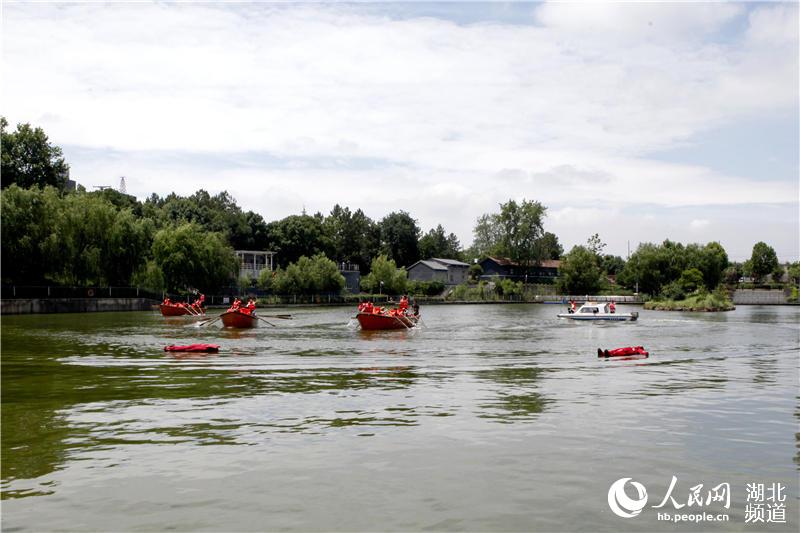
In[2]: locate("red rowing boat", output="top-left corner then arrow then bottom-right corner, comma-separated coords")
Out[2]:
356,312 -> 418,330
159,303 -> 197,316
221,310 -> 258,328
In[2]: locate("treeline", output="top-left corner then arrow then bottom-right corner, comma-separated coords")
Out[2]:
2,117 -> 795,298
557,235 -> 796,300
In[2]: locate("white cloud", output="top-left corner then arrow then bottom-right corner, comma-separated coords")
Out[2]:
690,219 -> 711,230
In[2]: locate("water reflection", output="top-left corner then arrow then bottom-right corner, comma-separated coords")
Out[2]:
474,366 -> 551,422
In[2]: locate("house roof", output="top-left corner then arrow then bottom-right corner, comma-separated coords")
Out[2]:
408,260 -> 448,271
483,256 -> 561,268
431,257 -> 470,267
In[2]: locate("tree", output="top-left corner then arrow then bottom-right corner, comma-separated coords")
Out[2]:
495,199 -> 546,266
1,117 -> 70,190
419,224 -> 461,259
360,255 -> 407,294
677,268 -> 705,294
470,213 -> 503,258
269,254 -> 345,295
749,242 -> 779,283
323,205 -> 379,270
152,223 -> 237,293
266,214 -> 331,266
787,262 -> 800,286
469,198 -> 548,268
600,255 -> 626,276
378,211 -> 420,268
586,233 -> 607,256
556,246 -> 605,295
535,232 -> 563,260
0,185 -> 61,283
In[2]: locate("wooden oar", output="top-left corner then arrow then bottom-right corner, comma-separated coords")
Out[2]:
254,315 -> 276,327
391,313 -> 413,330
260,314 -> 293,319
197,315 -> 223,327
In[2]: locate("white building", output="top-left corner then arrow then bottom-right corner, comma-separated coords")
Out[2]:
235,250 -> 276,280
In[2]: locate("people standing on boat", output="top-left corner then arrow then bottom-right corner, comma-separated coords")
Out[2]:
398,295 -> 409,314
569,300 -> 576,314
609,300 -> 616,314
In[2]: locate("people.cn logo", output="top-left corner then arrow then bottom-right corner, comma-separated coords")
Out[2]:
608,478 -> 649,518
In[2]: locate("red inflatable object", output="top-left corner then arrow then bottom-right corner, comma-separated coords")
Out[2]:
164,344 -> 220,353
598,346 -> 649,357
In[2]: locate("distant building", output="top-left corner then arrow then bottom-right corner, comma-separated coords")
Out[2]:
407,257 -> 470,285
338,262 -> 361,293
235,250 -> 276,280
479,256 -> 560,282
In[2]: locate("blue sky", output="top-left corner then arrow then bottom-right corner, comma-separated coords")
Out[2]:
3,1 -> 798,261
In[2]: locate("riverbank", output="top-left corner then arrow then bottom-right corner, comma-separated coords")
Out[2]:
644,293 -> 735,312
1,298 -> 157,315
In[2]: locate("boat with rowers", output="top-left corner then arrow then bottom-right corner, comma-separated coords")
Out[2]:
557,301 -> 638,321
355,297 -> 419,330
220,298 -> 259,328
159,295 -> 205,316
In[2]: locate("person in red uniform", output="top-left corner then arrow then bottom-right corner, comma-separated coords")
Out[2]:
398,295 -> 409,315
609,300 -> 616,314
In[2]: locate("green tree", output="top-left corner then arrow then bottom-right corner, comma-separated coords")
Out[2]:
0,185 -> 61,283
269,254 -> 345,295
1,118 -> 70,190
787,262 -> 800,286
419,224 -> 461,259
470,212 -> 503,257
600,255 -> 626,276
586,233 -> 606,256
535,231 -> 563,260
618,240 -> 685,295
266,214 -> 331,266
360,254 -> 407,294
556,246 -> 605,295
749,242 -> 779,283
378,211 -> 420,268
152,223 -> 237,293
323,205 -> 379,270
470,199 -> 547,269
677,268 -> 705,294
495,199 -> 546,266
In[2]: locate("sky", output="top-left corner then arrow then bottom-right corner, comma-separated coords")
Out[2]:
2,1 -> 798,262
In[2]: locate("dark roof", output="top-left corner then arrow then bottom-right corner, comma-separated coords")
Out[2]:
431,257 -> 469,267
408,260 -> 448,271
483,256 -> 561,268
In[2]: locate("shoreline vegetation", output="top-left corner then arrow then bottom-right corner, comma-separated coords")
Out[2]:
2,117 -> 798,313
644,290 -> 736,312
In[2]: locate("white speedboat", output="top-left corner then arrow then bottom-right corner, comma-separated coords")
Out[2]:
557,302 -> 638,321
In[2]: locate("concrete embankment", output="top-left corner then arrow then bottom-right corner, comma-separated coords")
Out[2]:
1,298 -> 158,315
732,289 -> 790,305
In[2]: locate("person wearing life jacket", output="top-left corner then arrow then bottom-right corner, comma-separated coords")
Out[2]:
398,295 -> 409,314
569,300 -> 576,314
609,300 -> 616,314
246,298 -> 256,314
228,298 -> 242,312
163,297 -> 172,306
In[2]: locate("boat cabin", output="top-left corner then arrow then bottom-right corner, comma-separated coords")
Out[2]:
578,302 -> 610,314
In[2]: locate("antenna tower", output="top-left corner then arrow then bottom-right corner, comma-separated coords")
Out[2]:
119,176 -> 127,194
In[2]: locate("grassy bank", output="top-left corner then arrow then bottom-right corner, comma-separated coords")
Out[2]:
644,292 -> 735,312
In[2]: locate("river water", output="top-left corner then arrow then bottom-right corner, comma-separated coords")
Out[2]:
1,304 -> 797,531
